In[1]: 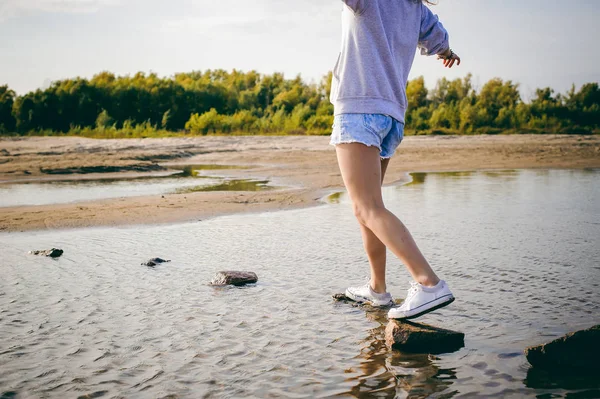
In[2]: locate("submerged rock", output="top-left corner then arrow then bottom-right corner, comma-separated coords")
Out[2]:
210,271 -> 258,286
333,293 -> 351,302
385,319 -> 465,354
332,292 -> 395,308
29,248 -> 63,258
142,258 -> 171,267
525,324 -> 600,370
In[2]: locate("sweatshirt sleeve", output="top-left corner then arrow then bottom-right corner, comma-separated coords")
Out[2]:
341,0 -> 367,14
418,4 -> 450,56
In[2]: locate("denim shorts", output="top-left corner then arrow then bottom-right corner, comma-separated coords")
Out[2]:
330,113 -> 405,159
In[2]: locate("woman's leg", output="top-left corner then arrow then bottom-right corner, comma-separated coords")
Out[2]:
336,143 -> 439,287
359,158 -> 389,294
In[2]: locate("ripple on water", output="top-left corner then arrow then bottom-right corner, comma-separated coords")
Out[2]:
0,169 -> 599,397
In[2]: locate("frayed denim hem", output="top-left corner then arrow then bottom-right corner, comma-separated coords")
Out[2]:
329,139 -> 382,152
330,140 -> 395,159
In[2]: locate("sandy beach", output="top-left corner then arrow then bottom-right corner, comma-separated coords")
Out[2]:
0,134 -> 598,232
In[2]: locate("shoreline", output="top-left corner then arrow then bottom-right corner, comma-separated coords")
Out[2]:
1,135 -> 599,233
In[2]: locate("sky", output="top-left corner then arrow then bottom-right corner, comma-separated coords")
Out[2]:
0,0 -> 599,99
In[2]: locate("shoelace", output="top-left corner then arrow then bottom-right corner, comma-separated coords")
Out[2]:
406,281 -> 421,300
361,277 -> 372,291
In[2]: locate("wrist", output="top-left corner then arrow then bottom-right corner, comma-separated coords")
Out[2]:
440,48 -> 454,59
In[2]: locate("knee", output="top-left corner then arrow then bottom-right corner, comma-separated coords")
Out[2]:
353,202 -> 385,227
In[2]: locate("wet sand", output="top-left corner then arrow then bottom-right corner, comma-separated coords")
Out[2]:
0,134 -> 599,232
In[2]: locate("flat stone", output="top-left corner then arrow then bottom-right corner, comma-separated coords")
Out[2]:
385,319 -> 465,354
334,293 -> 464,354
210,271 -> 258,287
29,248 -> 63,258
141,257 -> 171,267
525,324 -> 600,370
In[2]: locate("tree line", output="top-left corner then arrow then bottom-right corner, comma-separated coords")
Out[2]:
0,70 -> 598,138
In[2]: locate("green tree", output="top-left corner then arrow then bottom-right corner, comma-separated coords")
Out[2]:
0,85 -> 17,134
406,76 -> 428,109
229,110 -> 257,132
185,108 -> 221,135
96,109 -> 113,129
5,68 -> 598,137
161,109 -> 171,130
429,103 -> 459,129
476,78 -> 521,127
565,83 -> 600,127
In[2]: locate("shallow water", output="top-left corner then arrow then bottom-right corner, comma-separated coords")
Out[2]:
0,165 -> 272,207
1,169 -> 599,398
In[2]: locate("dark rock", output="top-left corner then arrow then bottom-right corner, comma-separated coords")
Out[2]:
385,319 -> 465,354
525,324 -> 600,370
333,293 -> 464,354
333,293 -> 351,302
0,149 -> 9,156
142,258 -> 171,267
210,271 -> 258,286
29,248 -> 63,258
332,292 -> 397,309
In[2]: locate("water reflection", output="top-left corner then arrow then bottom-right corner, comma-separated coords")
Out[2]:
0,164 -> 270,207
408,172 -> 427,186
389,354 -> 457,399
525,367 -> 600,391
406,170 -> 519,187
337,304 -> 459,399
171,164 -> 249,178
327,192 -> 344,204
174,179 -> 273,193
343,309 -> 396,398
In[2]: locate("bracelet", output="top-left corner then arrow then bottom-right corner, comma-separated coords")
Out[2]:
441,49 -> 454,60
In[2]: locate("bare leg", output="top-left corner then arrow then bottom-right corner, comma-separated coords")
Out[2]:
359,158 -> 389,294
336,143 -> 440,287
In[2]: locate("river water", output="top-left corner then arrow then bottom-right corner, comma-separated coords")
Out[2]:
1,169 -> 599,398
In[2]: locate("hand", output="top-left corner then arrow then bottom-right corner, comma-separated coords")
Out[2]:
437,50 -> 461,68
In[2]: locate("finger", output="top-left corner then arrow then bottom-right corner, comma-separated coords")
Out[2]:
450,59 -> 456,68
457,57 -> 461,66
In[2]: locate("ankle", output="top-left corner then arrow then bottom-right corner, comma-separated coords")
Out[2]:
418,277 -> 441,288
370,282 -> 387,294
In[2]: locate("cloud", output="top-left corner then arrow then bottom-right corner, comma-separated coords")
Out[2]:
161,0 -> 340,36
162,13 -> 267,34
0,0 -> 120,21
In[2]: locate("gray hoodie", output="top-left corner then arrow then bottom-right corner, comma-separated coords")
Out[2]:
330,0 -> 450,124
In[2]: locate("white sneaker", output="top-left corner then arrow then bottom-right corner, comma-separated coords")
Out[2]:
345,283 -> 394,307
388,280 -> 454,320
